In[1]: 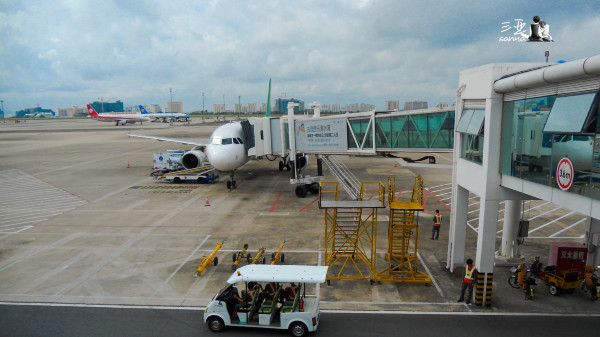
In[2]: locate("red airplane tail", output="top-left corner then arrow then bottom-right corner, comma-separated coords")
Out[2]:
86,104 -> 99,118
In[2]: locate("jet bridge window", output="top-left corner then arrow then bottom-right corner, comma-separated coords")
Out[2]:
456,109 -> 485,135
542,92 -> 598,134
457,109 -> 485,165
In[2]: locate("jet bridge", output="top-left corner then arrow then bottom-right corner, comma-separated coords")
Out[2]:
246,103 -> 455,198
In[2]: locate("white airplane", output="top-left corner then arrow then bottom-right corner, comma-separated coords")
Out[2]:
87,104 -> 150,126
139,105 -> 190,123
128,79 -> 286,189
129,122 -> 250,189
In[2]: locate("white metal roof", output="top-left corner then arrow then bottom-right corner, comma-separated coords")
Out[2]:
227,265 -> 328,284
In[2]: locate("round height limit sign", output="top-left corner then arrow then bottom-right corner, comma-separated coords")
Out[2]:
556,157 -> 574,191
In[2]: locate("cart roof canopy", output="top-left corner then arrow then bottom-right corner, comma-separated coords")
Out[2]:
227,265 -> 328,284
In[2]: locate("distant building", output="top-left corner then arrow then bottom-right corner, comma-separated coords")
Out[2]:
213,104 -> 225,114
57,106 -> 86,117
167,101 -> 183,113
436,102 -> 450,108
385,100 -> 400,111
361,103 -> 375,111
320,104 -> 330,112
331,104 -> 341,113
15,106 -> 55,118
91,100 -> 123,113
345,104 -> 359,112
344,103 -> 374,113
404,100 -> 428,110
147,104 -> 162,113
247,103 -> 257,113
275,98 -> 304,113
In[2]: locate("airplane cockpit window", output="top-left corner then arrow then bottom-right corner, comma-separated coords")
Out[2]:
222,138 -> 233,145
237,138 -> 243,144
233,138 -> 239,144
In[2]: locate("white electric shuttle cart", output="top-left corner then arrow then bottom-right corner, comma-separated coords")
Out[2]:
204,264 -> 328,337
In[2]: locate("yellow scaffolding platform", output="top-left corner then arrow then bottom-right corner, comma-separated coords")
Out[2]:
376,176 -> 431,284
319,181 -> 385,283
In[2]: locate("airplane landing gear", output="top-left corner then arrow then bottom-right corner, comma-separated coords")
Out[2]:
227,171 -> 237,190
278,157 -> 291,171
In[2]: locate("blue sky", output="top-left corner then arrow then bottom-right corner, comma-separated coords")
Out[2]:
1,0 -> 599,114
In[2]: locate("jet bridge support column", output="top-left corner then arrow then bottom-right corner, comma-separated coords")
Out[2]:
498,199 -> 522,259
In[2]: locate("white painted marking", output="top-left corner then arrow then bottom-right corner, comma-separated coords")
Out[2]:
550,218 -> 587,237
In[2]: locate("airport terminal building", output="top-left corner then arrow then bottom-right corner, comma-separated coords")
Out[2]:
448,55 -> 600,300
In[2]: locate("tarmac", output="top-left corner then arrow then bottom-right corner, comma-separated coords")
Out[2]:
0,118 -> 598,315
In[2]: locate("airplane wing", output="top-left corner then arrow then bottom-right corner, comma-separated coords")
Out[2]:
128,133 -> 208,148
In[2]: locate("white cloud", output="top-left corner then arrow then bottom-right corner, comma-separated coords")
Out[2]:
0,0 -> 599,113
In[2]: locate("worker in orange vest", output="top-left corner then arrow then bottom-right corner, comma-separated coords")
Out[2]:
458,258 -> 476,304
431,209 -> 442,240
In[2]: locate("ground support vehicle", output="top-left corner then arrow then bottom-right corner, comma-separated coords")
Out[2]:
159,166 -> 218,184
540,267 -> 581,296
204,265 -> 328,337
151,150 -> 186,175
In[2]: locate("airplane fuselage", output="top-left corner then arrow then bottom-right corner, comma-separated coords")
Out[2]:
205,122 -> 249,171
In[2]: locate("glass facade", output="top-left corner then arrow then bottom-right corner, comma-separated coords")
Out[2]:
500,91 -> 600,199
346,111 -> 455,150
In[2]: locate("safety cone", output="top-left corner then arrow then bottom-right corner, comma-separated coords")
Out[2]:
127,163 -> 131,168
394,162 -> 398,167
205,197 -> 211,206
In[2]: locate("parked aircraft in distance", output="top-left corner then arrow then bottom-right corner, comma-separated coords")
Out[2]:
87,104 -> 150,126
139,105 -> 189,123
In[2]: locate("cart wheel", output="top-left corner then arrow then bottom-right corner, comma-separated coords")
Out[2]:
233,252 -> 238,262
207,316 -> 225,332
213,256 -> 219,266
261,256 -> 266,264
549,283 -> 559,296
247,254 -> 252,263
289,321 -> 308,337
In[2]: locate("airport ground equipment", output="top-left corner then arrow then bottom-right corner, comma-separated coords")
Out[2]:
376,176 -> 431,284
248,247 -> 267,265
151,150 -> 186,174
194,241 -> 223,277
232,243 -> 250,270
539,242 -> 587,296
157,166 -> 218,184
271,240 -> 286,265
204,264 -> 328,336
320,180 -> 385,283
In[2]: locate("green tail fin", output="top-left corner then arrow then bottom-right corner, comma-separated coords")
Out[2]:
265,78 -> 272,117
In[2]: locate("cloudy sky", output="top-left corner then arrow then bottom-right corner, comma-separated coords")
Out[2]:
1,0 -> 599,114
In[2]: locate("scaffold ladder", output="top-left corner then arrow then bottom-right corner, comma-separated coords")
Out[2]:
376,176 -> 431,284
319,181 -> 385,283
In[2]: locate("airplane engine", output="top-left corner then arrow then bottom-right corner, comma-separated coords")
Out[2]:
181,150 -> 207,169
